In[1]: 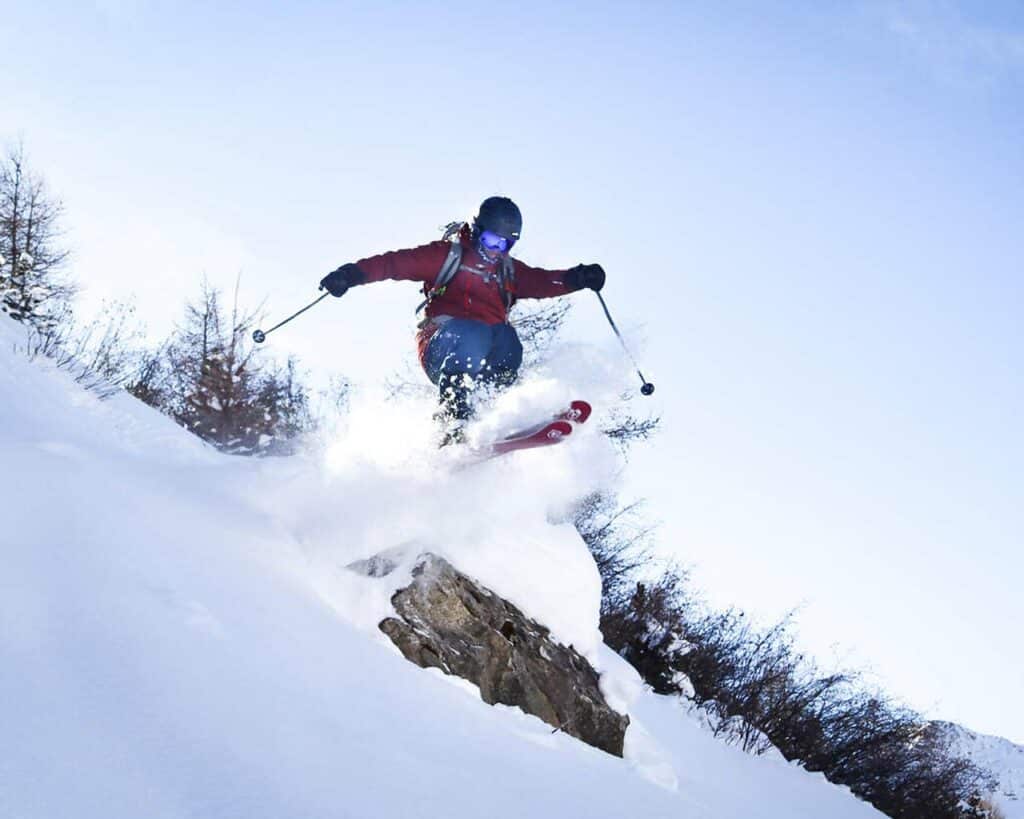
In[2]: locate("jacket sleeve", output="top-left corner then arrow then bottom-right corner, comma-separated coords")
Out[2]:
353,241 -> 450,286
512,259 -> 577,300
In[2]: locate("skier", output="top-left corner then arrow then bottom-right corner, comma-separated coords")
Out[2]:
319,196 -> 606,443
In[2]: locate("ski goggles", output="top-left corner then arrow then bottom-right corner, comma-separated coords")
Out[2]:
478,230 -> 514,253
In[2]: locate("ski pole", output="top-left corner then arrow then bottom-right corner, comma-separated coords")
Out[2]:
595,292 -> 655,396
252,291 -> 330,344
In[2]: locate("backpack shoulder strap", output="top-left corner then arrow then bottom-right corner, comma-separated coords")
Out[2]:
433,242 -> 463,293
415,225 -> 465,315
499,255 -> 516,310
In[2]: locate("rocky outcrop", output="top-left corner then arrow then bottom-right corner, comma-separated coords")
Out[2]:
378,553 -> 629,757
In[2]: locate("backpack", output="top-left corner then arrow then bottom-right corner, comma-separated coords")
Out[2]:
415,221 -> 516,319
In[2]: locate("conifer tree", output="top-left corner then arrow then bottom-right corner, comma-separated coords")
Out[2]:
133,280 -> 312,455
0,146 -> 73,330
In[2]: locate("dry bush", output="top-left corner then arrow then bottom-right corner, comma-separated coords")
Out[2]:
593,562 -> 992,818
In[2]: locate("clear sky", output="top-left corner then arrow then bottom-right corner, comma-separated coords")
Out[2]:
3,1 -> 1022,742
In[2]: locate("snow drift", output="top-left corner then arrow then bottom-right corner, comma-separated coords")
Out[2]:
0,315 -> 884,818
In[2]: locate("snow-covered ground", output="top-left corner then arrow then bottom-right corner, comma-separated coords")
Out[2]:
0,315 -> 885,818
936,722 -> 1024,819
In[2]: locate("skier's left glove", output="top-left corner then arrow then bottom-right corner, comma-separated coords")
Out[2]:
319,263 -> 366,297
565,263 -> 606,293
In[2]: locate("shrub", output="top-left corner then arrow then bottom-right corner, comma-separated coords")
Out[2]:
592,559 -> 992,818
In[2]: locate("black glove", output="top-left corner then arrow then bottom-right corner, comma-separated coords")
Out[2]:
566,263 -> 606,293
319,263 -> 366,298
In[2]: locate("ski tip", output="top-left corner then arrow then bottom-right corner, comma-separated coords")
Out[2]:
548,420 -> 573,438
568,400 -> 592,425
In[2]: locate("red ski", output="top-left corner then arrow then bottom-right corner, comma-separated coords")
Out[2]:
558,400 -> 592,425
473,400 -> 592,460
489,419 -> 574,455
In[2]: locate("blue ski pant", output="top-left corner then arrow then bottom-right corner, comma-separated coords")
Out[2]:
423,319 -> 523,419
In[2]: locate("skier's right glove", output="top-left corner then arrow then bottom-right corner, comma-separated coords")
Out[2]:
565,263 -> 606,293
319,263 -> 366,297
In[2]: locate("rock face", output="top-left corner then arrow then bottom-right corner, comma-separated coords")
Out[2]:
379,553 -> 629,757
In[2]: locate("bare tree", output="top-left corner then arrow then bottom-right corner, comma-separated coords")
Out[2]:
598,564 -> 994,819
0,145 -> 74,330
574,492 -> 656,608
510,299 -> 571,369
601,394 -> 660,453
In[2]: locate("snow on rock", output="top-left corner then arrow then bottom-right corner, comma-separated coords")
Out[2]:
0,315 -> 884,818
934,721 -> 1024,819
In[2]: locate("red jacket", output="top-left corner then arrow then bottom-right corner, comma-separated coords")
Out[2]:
354,228 -> 579,367
355,231 -> 576,326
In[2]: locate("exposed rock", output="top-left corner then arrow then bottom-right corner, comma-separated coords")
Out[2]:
346,545 -> 408,578
379,553 -> 629,757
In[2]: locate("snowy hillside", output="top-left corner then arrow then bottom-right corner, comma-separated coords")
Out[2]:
936,722 -> 1024,819
0,315 -> 884,819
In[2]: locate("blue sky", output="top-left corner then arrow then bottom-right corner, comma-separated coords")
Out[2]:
3,1 -> 1022,741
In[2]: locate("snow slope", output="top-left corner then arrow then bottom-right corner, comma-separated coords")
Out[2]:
0,316 -> 884,819
936,722 -> 1024,819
